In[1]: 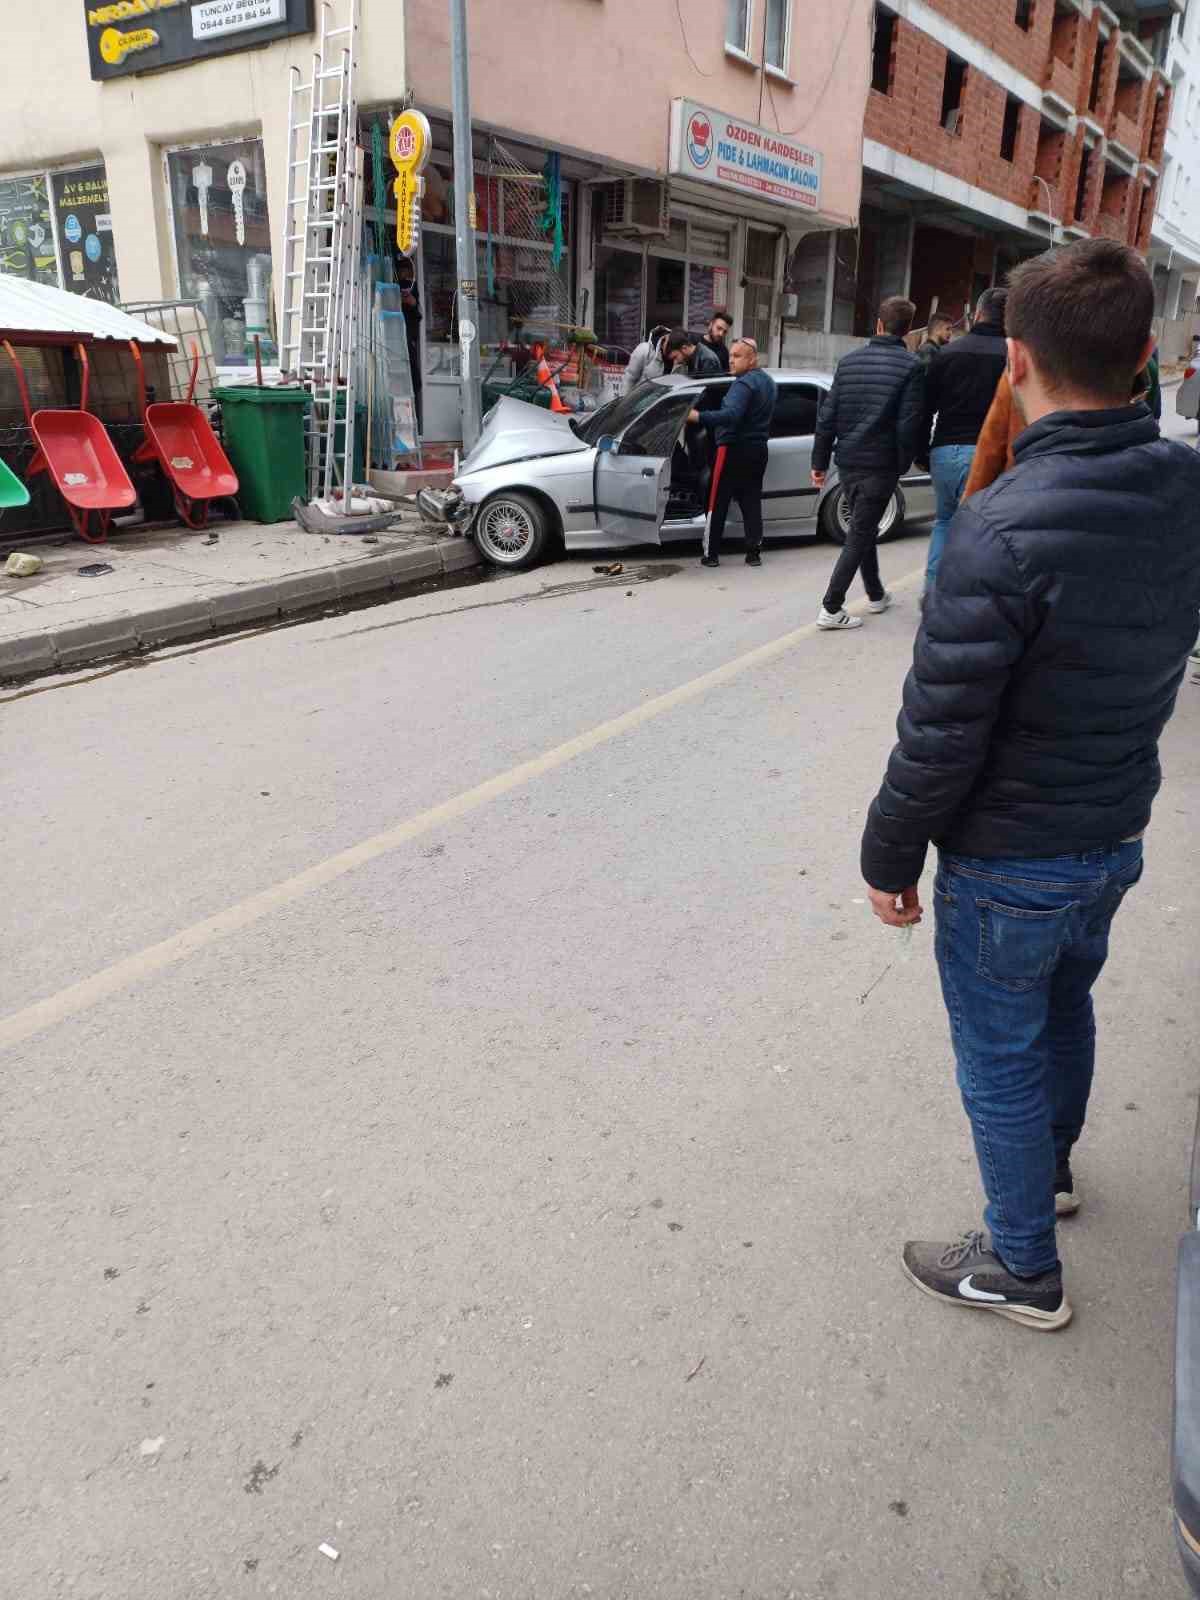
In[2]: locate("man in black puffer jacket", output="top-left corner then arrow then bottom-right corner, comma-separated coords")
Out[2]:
811,295 -> 925,630
861,239 -> 1200,1333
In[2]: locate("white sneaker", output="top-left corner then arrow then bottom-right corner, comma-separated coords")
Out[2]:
817,607 -> 863,631
867,591 -> 894,614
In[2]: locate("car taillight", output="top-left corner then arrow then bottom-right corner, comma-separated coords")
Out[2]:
1186,367 -> 1197,381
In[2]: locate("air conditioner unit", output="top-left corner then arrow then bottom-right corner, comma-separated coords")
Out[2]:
597,178 -> 670,237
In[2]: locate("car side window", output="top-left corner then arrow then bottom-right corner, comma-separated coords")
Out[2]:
618,394 -> 697,458
770,384 -> 822,439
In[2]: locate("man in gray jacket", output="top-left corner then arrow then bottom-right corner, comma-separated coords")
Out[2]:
621,328 -> 695,394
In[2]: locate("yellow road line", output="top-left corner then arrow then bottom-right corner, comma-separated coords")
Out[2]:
1,566 -> 924,1051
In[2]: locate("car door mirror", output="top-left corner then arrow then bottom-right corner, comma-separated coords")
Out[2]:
596,435 -> 616,454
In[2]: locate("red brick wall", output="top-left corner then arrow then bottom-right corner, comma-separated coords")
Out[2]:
1135,178 -> 1157,252
863,17 -> 1038,210
861,7 -> 1160,255
920,0 -> 1053,83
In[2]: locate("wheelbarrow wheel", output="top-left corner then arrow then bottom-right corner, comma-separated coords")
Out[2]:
70,506 -> 111,544
174,488 -> 210,530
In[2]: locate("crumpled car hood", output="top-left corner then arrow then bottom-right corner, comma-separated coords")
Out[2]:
457,395 -> 589,474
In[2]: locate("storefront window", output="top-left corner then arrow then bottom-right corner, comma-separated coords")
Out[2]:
0,163 -> 120,301
595,245 -> 643,353
52,166 -> 119,303
419,154 -> 573,368
597,212 -> 735,353
648,256 -> 685,330
0,173 -> 57,289
167,138 -> 273,368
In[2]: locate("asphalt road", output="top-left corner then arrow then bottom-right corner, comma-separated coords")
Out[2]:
5,466 -> 1198,1597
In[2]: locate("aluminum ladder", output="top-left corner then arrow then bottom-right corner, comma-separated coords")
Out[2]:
280,0 -> 363,503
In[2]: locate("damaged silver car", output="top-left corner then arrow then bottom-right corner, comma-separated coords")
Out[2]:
432,370 -> 934,572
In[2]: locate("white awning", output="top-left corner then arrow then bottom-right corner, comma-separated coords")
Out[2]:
0,277 -> 176,347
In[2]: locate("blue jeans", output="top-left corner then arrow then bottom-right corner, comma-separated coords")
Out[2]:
933,841 -> 1144,1277
927,444 -> 976,582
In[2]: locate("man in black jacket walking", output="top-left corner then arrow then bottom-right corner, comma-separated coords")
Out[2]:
861,239 -> 1200,1331
922,287 -> 1008,582
811,296 -> 924,630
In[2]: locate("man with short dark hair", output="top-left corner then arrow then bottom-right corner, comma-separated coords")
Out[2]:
916,312 -> 954,369
689,330 -> 725,378
921,286 -> 1009,583
700,310 -> 732,373
861,238 -> 1200,1331
811,295 -> 925,630
622,326 -> 695,393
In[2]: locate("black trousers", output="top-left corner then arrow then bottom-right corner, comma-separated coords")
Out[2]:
821,471 -> 896,612
703,441 -> 769,558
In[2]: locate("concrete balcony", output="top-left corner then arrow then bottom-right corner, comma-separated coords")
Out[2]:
1043,54 -> 1078,113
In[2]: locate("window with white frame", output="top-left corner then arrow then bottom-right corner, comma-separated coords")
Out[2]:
765,0 -> 791,72
726,0 -> 752,55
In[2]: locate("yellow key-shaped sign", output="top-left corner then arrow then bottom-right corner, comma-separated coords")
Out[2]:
389,110 -> 432,258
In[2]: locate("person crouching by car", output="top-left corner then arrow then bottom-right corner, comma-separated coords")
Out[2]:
622,327 -> 696,394
688,338 -> 777,568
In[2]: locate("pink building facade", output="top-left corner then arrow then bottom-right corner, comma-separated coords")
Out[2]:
404,0 -> 871,437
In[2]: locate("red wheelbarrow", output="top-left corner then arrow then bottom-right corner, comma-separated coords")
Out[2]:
130,341 -> 238,530
3,339 -> 136,543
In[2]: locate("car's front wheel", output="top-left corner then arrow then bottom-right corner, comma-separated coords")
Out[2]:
818,484 -> 903,546
473,490 -> 555,571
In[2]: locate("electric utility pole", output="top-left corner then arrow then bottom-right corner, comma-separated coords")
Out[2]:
450,0 -> 482,448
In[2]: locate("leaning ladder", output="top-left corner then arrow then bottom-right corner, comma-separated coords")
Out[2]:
280,0 -> 363,502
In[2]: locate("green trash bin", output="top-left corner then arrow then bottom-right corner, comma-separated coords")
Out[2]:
213,386 -> 307,523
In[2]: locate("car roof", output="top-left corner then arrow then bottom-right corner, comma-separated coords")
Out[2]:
650,367 -> 831,387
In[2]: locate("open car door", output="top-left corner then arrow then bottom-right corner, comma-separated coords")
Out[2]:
593,388 -> 697,545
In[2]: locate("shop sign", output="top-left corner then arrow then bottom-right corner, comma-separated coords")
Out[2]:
668,99 -> 822,213
389,110 -> 431,258
84,0 -> 312,81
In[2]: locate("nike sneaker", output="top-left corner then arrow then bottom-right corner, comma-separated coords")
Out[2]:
901,1229 -> 1072,1330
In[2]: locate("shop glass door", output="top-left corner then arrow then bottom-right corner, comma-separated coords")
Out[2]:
744,226 -> 778,356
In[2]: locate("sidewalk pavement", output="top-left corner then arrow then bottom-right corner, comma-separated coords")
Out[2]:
0,516 -> 480,682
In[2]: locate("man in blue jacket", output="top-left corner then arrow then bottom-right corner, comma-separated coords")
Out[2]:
810,296 -> 925,629
688,337 -> 777,567
861,238 -> 1200,1332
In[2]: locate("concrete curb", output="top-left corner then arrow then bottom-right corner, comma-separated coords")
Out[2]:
0,536 -> 481,684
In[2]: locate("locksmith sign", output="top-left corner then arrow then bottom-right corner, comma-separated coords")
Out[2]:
668,99 -> 822,213
84,0 -> 313,80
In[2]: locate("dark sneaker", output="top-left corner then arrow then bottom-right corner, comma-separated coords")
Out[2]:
745,551 -> 762,566
901,1230 -> 1072,1331
1055,1161 -> 1081,1217
699,556 -> 720,568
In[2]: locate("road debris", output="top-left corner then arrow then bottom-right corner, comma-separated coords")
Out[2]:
685,1356 -> 706,1382
318,1543 -> 339,1562
859,963 -> 893,1006
593,561 -> 623,575
5,552 -> 42,577
139,1437 -> 164,1457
